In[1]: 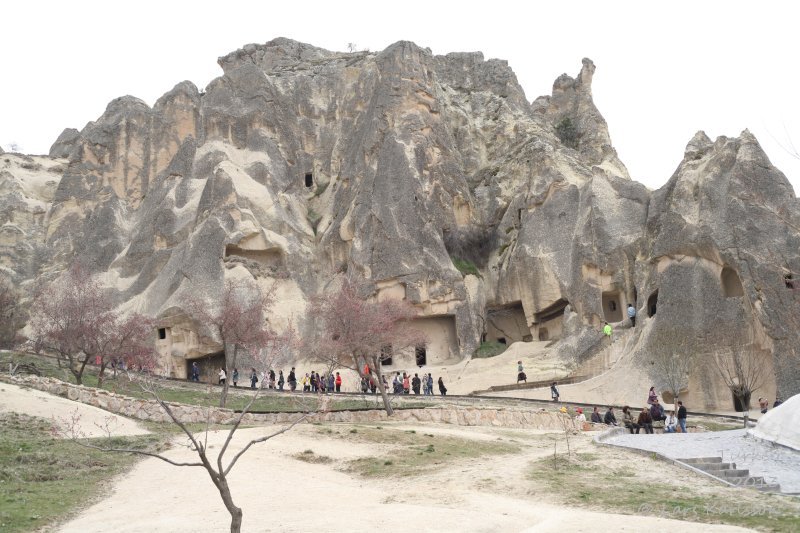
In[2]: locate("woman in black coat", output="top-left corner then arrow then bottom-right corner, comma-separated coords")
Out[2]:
438,377 -> 447,396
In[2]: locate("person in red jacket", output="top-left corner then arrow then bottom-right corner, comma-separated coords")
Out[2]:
335,372 -> 342,392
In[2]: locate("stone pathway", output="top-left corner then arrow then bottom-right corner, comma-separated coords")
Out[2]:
603,429 -> 800,494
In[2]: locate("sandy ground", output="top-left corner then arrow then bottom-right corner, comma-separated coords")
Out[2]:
0,381 -> 148,438
55,421 -> 752,533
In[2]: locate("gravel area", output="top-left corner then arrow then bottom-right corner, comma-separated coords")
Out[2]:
605,429 -> 800,494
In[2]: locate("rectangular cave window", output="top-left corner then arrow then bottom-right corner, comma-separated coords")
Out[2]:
157,328 -> 167,340
496,337 -> 507,345
305,173 -> 314,188
380,345 -> 393,366
415,344 -> 427,366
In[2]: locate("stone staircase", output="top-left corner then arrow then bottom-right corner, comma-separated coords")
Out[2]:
569,327 -> 634,381
477,327 -> 636,395
679,457 -> 780,492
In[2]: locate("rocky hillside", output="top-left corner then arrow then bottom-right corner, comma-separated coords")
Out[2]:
1,38 -> 798,408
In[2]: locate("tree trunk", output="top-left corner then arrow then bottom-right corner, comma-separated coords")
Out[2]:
214,474 -> 243,533
371,356 -> 394,416
97,361 -> 107,388
220,343 -> 236,408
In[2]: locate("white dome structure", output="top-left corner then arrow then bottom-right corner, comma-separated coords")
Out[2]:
748,394 -> 800,451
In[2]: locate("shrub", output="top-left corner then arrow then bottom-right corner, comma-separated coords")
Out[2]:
473,341 -> 507,358
555,117 -> 580,149
451,257 -> 481,277
443,225 -> 495,269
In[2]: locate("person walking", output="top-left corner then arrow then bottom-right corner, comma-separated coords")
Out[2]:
191,362 -> 200,382
218,367 -> 226,386
550,382 -> 560,402
403,373 -> 410,394
288,367 -> 297,392
437,376 -> 447,396
411,373 -> 421,394
517,361 -> 527,383
277,370 -> 285,391
232,368 -> 239,388
627,304 -> 636,328
250,367 -> 258,389
677,400 -> 687,433
335,372 -> 342,392
758,397 -> 769,414
603,322 -> 612,338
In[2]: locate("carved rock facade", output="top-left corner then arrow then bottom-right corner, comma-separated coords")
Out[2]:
2,38 -> 798,409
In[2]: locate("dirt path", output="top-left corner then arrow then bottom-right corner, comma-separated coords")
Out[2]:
56,423 -> 751,532
0,381 -> 148,438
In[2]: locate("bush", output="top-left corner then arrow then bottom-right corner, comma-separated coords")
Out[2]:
473,341 -> 507,358
451,257 -> 481,277
443,225 -> 495,269
555,117 -> 580,149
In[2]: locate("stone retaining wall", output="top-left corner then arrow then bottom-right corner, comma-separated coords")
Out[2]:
1,374 -> 570,430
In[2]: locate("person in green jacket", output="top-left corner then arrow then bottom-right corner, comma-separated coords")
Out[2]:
603,322 -> 612,337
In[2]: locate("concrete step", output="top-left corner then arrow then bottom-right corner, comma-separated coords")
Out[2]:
683,457 -> 723,464
719,469 -> 750,478
755,484 -> 781,492
694,462 -> 735,471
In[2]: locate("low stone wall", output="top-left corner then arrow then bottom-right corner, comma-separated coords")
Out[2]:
0,374 -> 570,430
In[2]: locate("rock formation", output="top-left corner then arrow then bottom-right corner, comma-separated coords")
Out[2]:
1,38 -> 798,409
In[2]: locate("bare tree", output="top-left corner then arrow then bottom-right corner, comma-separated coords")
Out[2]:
184,278 -> 276,408
646,331 -> 696,412
712,343 -> 769,427
62,333 -> 308,533
309,278 -> 423,415
27,263 -> 157,385
0,276 -> 20,348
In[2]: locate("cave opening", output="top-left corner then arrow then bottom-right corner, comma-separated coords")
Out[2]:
647,290 -> 659,317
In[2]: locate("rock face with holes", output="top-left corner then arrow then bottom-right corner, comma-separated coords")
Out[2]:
1,38 -> 799,407
634,131 -> 800,407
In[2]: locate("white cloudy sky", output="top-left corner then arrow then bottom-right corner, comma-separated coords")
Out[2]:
1,1 -> 797,193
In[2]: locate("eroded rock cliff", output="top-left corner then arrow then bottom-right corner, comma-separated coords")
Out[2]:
2,38 -> 798,408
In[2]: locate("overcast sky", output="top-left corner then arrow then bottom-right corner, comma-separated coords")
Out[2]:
1,1 -> 797,193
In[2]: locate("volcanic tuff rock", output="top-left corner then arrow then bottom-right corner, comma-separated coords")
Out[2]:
1,38 -> 798,408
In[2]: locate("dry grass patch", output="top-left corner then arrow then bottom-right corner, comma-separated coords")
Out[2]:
331,426 -> 519,477
292,449 -> 333,464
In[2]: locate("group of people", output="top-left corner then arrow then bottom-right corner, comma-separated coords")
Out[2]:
573,386 -> 688,434
190,361 -> 450,396
298,370 -> 343,393
388,372 -> 447,395
758,396 -> 783,414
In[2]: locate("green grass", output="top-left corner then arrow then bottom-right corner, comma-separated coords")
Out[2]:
451,257 -> 481,277
528,453 -> 800,532
338,426 -> 518,477
473,341 -> 507,358
0,413 -> 163,533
